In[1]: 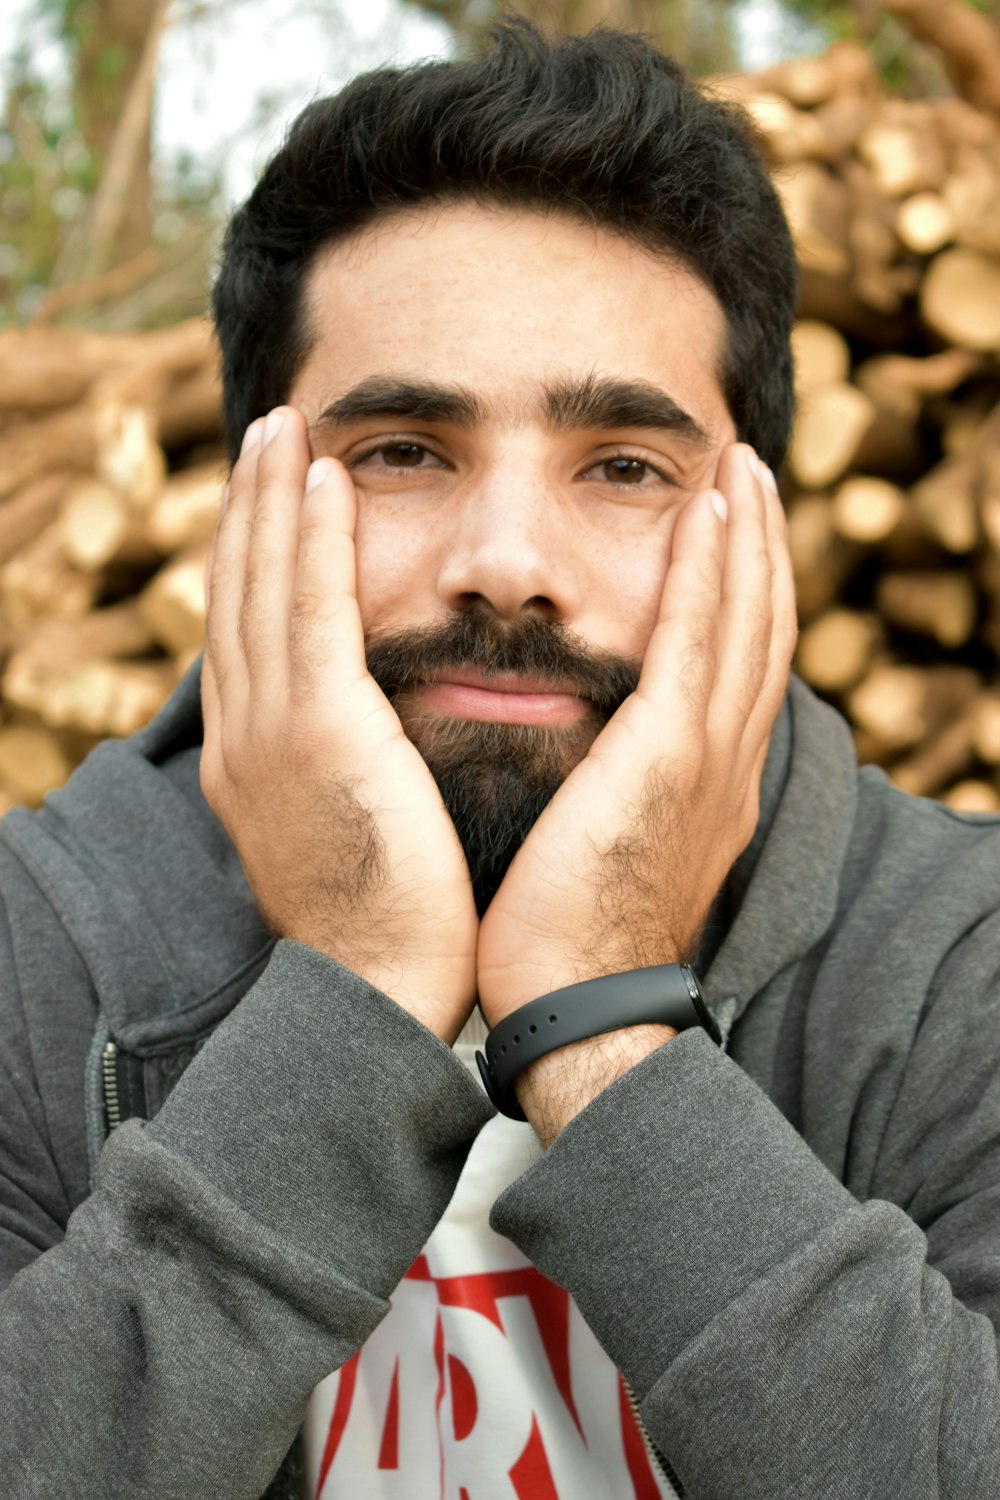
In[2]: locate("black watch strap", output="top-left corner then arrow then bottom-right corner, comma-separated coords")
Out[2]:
475,964 -> 721,1121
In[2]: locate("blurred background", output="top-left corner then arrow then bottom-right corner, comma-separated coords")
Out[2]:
2,0 -> 1000,813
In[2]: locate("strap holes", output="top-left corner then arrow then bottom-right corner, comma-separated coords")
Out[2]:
548,1014 -> 557,1024
529,1024 -> 537,1034
513,1034 -> 520,1044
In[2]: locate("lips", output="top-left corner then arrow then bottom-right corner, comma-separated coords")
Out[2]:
422,668 -> 583,696
412,670 -> 590,726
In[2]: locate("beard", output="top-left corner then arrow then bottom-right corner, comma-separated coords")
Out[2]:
365,605 -> 640,915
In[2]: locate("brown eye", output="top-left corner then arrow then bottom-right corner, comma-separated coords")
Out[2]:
381,443 -> 426,467
604,458 -> 649,484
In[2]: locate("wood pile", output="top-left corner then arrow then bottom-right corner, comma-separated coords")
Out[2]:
718,38 -> 1000,813
2,35 -> 1000,815
0,318 -> 224,813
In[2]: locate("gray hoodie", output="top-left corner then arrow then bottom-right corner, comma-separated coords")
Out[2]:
0,654 -> 998,1499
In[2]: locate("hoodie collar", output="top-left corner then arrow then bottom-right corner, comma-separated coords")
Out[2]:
701,673 -> 858,1024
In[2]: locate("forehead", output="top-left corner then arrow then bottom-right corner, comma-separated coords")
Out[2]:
294,202 -> 731,433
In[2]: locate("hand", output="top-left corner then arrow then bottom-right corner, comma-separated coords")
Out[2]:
477,443 -> 797,1033
200,406 -> 479,1044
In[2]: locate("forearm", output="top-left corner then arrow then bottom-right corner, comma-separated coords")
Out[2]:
494,1030 -> 1000,1499
1,940 -> 493,1500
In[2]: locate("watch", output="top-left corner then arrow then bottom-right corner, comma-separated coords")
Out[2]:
475,963 -> 721,1121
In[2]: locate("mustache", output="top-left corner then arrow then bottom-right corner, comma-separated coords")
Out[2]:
364,604 -> 641,717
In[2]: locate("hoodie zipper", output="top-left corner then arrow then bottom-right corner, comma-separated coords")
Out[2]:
623,1377 -> 684,1496
102,1040 -> 122,1131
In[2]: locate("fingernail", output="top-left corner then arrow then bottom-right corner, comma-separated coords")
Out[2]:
305,459 -> 332,493
263,408 -> 286,447
220,482 -> 230,513
241,419 -> 263,455
709,490 -> 728,522
746,449 -> 762,480
762,464 -> 779,494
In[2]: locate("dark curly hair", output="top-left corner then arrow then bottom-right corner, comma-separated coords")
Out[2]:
211,15 -> 798,473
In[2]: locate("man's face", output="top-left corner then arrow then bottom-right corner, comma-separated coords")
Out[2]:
288,202 -> 738,910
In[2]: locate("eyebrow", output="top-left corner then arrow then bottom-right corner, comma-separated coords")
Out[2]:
310,373 -> 712,448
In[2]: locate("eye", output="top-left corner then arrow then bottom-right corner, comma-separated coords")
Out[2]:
584,455 -> 671,488
350,441 -> 443,472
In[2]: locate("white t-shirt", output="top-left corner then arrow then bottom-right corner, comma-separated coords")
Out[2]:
302,1010 -> 678,1499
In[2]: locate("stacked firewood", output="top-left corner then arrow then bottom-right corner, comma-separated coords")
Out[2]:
0,319 -> 225,812
720,40 -> 1000,812
2,38 -> 1000,813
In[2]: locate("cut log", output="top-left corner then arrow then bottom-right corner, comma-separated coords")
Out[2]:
832,476 -> 906,543
810,96 -> 871,162
774,162 -> 852,278
789,382 -> 874,489
11,601 -> 156,670
876,571 -> 978,646
848,663 -> 928,751
0,328 -> 140,414
932,95 -> 1000,150
143,462 -> 226,552
795,609 -> 881,692
940,780 -> 1000,813
890,711 -> 976,796
0,319 -> 215,418
746,93 -> 827,163
0,472 -> 79,565
943,150 -> 1000,258
791,321 -> 851,392
0,524 -> 104,628
156,363 -> 223,449
753,52 -> 838,109
858,120 -> 947,197
786,495 -> 863,620
795,263 -> 909,346
2,656 -> 178,739
920,248 -> 1000,351
972,696 -> 1000,763
137,543 -> 210,656
847,663 -> 980,752
895,192 -> 955,255
909,456 -> 980,553
788,381 -> 922,489
854,348 -> 983,422
0,724 -> 73,808
0,407 -> 100,502
57,479 -> 161,572
93,400 -> 166,508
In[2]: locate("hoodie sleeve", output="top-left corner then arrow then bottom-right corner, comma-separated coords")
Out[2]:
0,925 -> 493,1500
491,1017 -> 1000,1500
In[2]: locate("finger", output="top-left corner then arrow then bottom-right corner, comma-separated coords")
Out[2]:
199,641 -> 222,778
636,488 -> 727,719
286,454 -> 370,706
204,419 -> 264,715
711,444 -> 774,746
238,406 -> 311,698
202,483 -> 227,614
744,462 -> 798,748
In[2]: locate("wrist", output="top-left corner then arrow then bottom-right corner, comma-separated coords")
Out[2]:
307,949 -> 474,1046
514,1023 -> 678,1148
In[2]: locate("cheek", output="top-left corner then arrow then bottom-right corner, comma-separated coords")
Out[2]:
353,498 -> 440,633
593,507 -> 680,660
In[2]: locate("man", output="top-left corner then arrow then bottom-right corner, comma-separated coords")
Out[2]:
1,17 -> 998,1500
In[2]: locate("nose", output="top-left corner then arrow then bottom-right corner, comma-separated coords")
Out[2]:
435,459 -> 581,623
